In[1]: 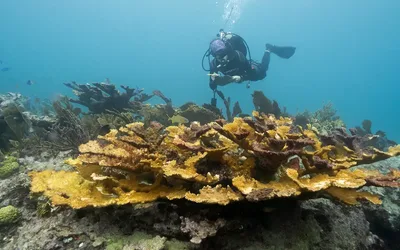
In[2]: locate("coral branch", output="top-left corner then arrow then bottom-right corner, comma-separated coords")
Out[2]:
64,81 -> 150,113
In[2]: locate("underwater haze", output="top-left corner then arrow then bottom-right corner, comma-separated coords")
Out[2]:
0,0 -> 399,141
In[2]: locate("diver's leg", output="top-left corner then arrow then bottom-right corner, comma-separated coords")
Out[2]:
260,50 -> 271,72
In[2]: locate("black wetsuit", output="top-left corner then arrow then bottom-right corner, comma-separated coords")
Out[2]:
209,50 -> 271,90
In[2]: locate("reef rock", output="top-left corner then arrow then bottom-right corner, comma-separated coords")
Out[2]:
356,156 -> 400,249
179,103 -> 221,124
204,198 -> 383,250
0,93 -> 56,151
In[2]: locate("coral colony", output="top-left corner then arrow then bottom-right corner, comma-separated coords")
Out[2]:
30,111 -> 400,208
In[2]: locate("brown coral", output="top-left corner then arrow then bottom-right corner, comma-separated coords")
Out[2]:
29,111 -> 400,208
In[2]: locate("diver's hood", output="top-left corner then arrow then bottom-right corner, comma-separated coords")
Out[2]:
210,39 -> 227,57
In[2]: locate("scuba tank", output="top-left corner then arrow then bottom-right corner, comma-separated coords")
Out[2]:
218,29 -> 248,57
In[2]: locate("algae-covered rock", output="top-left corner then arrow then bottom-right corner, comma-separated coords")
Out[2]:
140,104 -> 170,126
0,156 -> 19,179
165,239 -> 194,250
128,235 -> 166,250
179,103 -> 220,124
180,217 -> 226,244
0,205 -> 21,225
106,231 -> 170,250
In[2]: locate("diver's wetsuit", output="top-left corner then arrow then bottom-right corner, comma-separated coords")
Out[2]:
209,50 -> 270,90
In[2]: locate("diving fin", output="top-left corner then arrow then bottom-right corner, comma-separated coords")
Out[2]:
266,44 -> 296,59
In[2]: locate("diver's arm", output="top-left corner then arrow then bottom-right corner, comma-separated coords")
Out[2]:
214,75 -> 235,86
209,60 -> 235,89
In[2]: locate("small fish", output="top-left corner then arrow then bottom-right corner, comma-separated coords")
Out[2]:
105,78 -> 111,84
26,80 -> 35,85
168,114 -> 189,125
1,67 -> 10,72
34,97 -> 41,104
98,125 -> 111,136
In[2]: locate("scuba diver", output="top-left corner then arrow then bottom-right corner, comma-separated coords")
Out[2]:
202,29 -> 296,107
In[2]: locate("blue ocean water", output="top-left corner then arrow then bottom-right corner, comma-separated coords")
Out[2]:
0,0 -> 399,142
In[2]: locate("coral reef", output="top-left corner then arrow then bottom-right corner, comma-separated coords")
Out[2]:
139,99 -> 221,127
232,101 -> 243,118
0,205 -> 21,225
64,81 -> 149,113
320,126 -> 398,160
38,97 -> 91,155
3,88 -> 399,248
139,104 -> 171,126
0,93 -> 56,151
252,90 -> 285,117
0,89 -> 225,156
179,102 -> 221,124
29,111 -> 400,213
97,110 -> 136,129
135,89 -> 193,127
80,111 -> 137,139
0,156 -> 19,179
349,119 -> 397,151
295,102 -> 345,136
211,89 -> 247,122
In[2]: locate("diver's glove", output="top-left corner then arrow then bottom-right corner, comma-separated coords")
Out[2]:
231,75 -> 242,83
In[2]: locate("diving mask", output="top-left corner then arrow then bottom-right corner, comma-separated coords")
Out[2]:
216,53 -> 230,67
